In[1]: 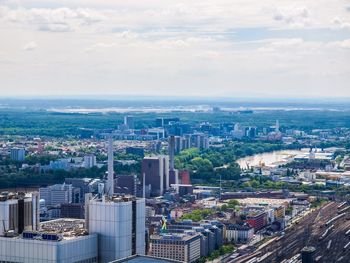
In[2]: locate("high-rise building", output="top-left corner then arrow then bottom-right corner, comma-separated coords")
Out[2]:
39,184 -> 73,206
275,119 -> 280,133
115,174 -> 138,196
84,135 -> 146,263
192,134 -> 209,149
150,233 -> 201,263
10,148 -> 25,161
83,154 -> 97,168
0,192 -> 39,236
124,116 -> 135,129
142,156 -> 169,197
86,195 -> 146,263
64,177 -> 98,204
168,136 -> 179,186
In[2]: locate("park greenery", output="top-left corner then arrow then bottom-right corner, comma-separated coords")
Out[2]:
197,244 -> 235,262
174,141 -> 302,183
180,209 -> 214,222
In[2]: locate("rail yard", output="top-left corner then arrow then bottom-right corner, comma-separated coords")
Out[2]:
231,202 -> 350,263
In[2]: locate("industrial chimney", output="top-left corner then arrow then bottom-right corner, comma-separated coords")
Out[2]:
106,135 -> 114,196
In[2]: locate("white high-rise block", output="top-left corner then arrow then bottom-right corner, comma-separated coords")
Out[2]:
87,197 -> 146,263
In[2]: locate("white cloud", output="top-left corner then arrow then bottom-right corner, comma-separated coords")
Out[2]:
22,41 -> 37,51
273,6 -> 310,27
0,6 -> 104,32
332,17 -> 350,29
331,39 -> 350,49
0,0 -> 349,97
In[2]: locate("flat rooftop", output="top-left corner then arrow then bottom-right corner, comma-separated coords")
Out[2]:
38,218 -> 88,240
238,197 -> 293,207
150,233 -> 199,241
112,255 -> 182,263
91,194 -> 139,204
0,192 -> 35,202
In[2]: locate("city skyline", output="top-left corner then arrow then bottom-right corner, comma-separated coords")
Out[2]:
0,0 -> 349,98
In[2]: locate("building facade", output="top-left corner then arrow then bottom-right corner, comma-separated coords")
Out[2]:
150,233 -> 201,263
87,195 -> 146,263
10,148 -> 25,161
142,156 -> 169,197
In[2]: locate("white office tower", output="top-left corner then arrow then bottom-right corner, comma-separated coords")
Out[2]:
10,148 -> 25,161
39,183 -> 73,206
124,115 -> 135,129
85,136 -> 146,263
83,154 -> 97,168
106,136 -> 114,196
275,120 -> 280,132
87,196 -> 146,262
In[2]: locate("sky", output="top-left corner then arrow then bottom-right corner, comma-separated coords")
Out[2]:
0,0 -> 349,98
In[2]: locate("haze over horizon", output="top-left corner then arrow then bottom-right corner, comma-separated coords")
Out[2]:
0,0 -> 350,98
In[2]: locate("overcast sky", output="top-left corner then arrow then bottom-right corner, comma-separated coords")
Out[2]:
0,0 -> 349,98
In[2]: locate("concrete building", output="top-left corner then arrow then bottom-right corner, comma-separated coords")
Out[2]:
83,154 -> 97,168
60,203 -> 84,219
39,184 -> 73,206
0,219 -> 98,263
171,184 -> 193,197
124,116 -> 135,129
225,223 -> 254,243
168,136 -> 179,186
85,135 -> 146,263
86,195 -> 146,263
64,178 -> 99,204
150,233 -> 201,263
0,192 -> 39,237
142,156 -> 169,197
10,148 -> 25,161
165,220 -> 224,257
115,175 -> 138,196
192,134 -> 209,149
245,211 -> 268,231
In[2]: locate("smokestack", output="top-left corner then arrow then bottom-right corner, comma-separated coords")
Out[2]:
143,173 -> 146,198
169,135 -> 175,171
107,135 -> 114,196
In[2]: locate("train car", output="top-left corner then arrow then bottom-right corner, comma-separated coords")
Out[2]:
319,225 -> 334,241
327,240 -> 332,250
315,256 -> 322,262
345,229 -> 350,236
343,241 -> 350,252
245,258 -> 258,263
337,202 -> 347,209
338,206 -> 350,214
325,213 -> 346,227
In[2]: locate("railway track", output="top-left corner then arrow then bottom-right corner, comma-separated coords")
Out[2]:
232,202 -> 350,263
